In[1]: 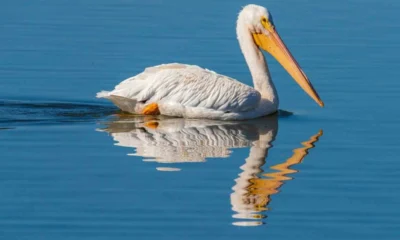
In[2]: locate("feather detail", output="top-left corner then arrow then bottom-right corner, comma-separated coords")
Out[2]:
96,63 -> 270,120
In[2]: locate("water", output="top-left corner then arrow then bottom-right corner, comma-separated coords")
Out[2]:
1,0 -> 399,239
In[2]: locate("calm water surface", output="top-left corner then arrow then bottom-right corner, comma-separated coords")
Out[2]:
1,0 -> 400,239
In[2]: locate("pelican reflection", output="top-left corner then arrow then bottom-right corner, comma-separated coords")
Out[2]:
98,114 -> 322,225
231,129 -> 322,226
98,115 -> 278,167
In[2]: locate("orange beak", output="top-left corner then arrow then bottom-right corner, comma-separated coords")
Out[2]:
252,25 -> 324,107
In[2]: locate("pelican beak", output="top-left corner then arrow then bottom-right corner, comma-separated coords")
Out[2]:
252,26 -> 324,107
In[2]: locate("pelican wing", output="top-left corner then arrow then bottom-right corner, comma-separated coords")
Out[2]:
98,64 -> 261,115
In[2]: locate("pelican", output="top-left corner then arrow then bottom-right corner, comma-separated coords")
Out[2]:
97,4 -> 323,120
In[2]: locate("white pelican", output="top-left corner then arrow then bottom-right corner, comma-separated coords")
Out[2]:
97,4 -> 323,120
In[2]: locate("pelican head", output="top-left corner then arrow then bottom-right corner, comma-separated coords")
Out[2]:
239,4 -> 324,107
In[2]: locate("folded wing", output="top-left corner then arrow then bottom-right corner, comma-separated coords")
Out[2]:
97,63 -> 261,115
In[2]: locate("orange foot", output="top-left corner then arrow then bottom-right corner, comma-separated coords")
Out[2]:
142,103 -> 160,115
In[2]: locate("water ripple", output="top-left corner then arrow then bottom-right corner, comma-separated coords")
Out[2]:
0,99 -> 117,127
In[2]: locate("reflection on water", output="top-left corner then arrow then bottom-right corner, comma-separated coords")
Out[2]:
98,114 -> 273,166
99,114 -> 322,226
231,129 -> 322,226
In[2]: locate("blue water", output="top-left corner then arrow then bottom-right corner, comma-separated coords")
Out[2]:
1,0 -> 400,239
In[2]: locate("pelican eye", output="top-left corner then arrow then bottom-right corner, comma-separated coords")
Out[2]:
261,16 -> 274,31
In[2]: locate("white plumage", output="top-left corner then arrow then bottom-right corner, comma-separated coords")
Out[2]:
98,64 -> 263,120
97,4 -> 323,120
